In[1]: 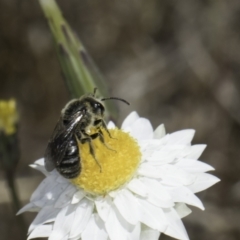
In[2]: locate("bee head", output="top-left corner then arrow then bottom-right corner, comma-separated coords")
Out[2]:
88,97 -> 105,117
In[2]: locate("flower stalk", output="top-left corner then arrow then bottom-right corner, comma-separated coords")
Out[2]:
0,99 -> 27,236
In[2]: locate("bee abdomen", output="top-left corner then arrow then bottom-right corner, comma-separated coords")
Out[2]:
58,159 -> 81,179
58,139 -> 81,179
61,156 -> 79,165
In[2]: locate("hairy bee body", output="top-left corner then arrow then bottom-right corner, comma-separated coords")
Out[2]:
44,94 -> 107,179
44,90 -> 129,179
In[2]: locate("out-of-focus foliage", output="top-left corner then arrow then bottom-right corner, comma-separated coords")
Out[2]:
0,99 -> 19,171
0,0 -> 240,240
0,99 -> 18,135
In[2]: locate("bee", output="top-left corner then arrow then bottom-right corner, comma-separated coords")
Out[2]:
44,88 -> 129,179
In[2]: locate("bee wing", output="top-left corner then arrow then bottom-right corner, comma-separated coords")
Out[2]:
44,113 -> 83,172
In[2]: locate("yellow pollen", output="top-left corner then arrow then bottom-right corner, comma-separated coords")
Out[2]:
71,128 -> 141,195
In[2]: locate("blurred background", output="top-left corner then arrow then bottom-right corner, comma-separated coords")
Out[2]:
1,0 -> 240,239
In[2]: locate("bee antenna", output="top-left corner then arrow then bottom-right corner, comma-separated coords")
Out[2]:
93,87 -> 98,97
101,97 -> 130,105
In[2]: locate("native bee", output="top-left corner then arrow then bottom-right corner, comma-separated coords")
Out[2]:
44,89 -> 129,179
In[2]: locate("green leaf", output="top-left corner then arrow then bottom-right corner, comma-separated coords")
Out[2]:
39,0 -> 117,119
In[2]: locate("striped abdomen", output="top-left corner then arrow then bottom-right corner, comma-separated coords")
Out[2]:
57,137 -> 81,179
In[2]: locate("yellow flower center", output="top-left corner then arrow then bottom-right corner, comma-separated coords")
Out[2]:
71,128 -> 141,195
0,99 -> 18,135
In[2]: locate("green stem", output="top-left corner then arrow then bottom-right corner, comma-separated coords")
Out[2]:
6,170 -> 21,211
0,132 -> 27,238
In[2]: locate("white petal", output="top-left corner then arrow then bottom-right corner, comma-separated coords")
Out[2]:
188,173 -> 220,193
48,231 -> 66,240
105,206 -> 139,240
128,118 -> 153,141
33,158 -> 45,167
71,190 -> 85,204
69,198 -> 94,239
175,159 -> 214,173
28,206 -> 59,233
140,178 -> 174,208
166,130 -> 195,145
108,189 -> 118,198
164,208 -> 189,240
17,202 -> 40,215
159,177 -> 182,187
166,186 -> 204,210
139,139 -> 163,153
114,189 -> 139,225
129,222 -> 141,240
30,162 -> 48,176
95,196 -> 112,222
30,176 -> 57,202
27,224 -> 52,239
54,184 -> 76,208
36,183 -> 70,208
49,204 -> 77,240
174,203 -> 192,218
82,214 -> 108,240
140,225 -> 160,240
121,111 -> 139,130
56,175 -> 68,183
187,144 -> 207,159
154,124 -> 166,139
147,147 -> 184,164
127,178 -> 148,197
107,121 -> 116,129
105,206 -> 130,240
30,177 -> 70,209
156,133 -> 170,145
136,196 -> 167,232
157,164 -> 196,186
69,236 -> 80,240
137,163 -> 161,178
60,235 -> 69,240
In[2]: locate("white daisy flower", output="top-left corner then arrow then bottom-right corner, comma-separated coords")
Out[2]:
18,111 -> 219,240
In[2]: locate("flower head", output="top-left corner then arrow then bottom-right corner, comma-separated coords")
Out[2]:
18,112 -> 219,240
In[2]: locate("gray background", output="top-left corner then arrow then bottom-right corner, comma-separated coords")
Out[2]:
0,0 -> 240,239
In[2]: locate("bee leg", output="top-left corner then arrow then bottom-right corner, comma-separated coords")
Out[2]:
102,120 -> 116,139
94,130 -> 117,153
89,141 -> 102,172
81,134 -> 102,172
94,119 -> 116,140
